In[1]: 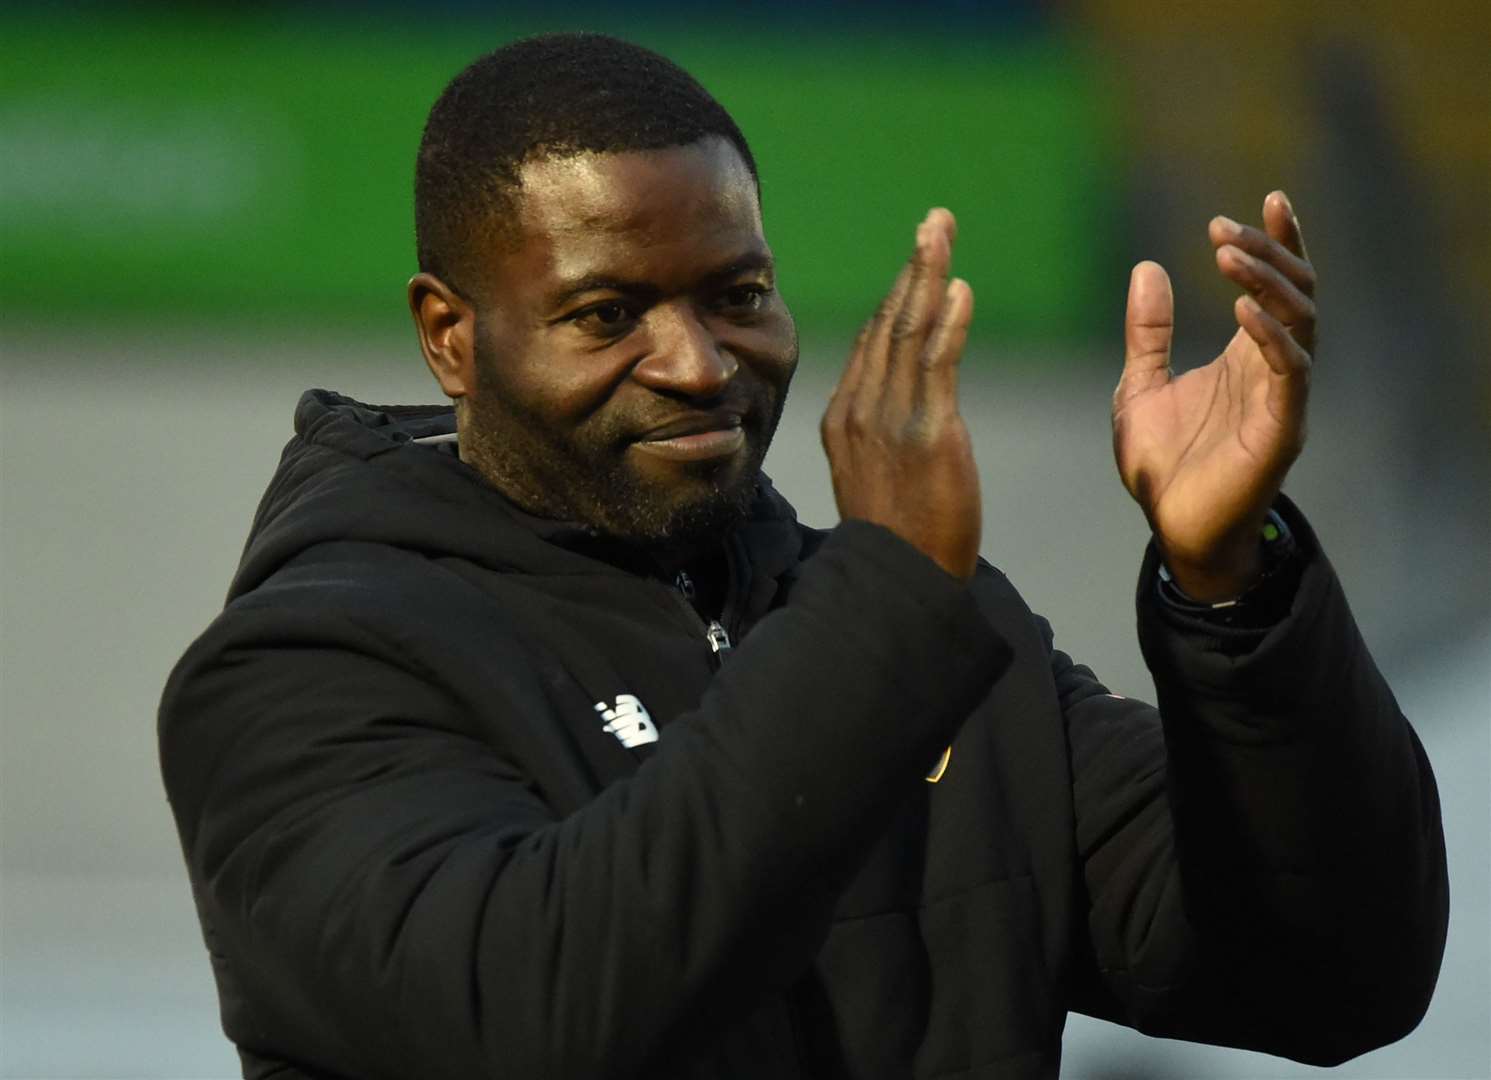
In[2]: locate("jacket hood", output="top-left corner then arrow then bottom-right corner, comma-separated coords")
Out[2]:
228,389 -> 801,603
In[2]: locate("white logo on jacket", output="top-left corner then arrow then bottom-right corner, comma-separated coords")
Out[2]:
595,694 -> 658,748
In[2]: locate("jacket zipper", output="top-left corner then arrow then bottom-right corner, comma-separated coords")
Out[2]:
674,570 -> 733,664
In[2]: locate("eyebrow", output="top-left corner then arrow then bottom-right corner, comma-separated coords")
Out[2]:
546,250 -> 775,311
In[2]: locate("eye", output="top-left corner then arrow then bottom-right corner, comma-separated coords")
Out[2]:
590,302 -> 631,324
570,300 -> 639,336
718,284 -> 769,314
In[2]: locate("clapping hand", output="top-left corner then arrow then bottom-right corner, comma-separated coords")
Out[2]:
1113,191 -> 1316,601
822,209 -> 982,581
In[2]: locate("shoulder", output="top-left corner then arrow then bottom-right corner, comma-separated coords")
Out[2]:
165,541 -> 550,720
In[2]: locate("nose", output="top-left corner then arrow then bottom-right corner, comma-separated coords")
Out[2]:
631,303 -> 738,399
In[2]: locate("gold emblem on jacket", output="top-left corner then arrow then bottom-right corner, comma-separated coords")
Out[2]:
925,745 -> 951,784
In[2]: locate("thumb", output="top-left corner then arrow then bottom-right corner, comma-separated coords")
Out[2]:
1117,261 -> 1174,408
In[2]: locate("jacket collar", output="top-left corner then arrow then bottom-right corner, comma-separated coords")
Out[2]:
240,389 -> 805,623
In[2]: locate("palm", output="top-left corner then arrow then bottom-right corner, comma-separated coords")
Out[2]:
1112,193 -> 1315,598
1115,326 -> 1301,569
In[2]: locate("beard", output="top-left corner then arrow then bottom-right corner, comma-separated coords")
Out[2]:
461,340 -> 789,549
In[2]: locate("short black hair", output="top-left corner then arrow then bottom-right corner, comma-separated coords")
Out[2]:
414,32 -> 758,297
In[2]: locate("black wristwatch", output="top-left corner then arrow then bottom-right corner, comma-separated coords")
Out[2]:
1156,509 -> 1302,629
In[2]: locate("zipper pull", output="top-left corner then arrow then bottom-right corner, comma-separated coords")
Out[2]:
675,570 -> 696,599
706,619 -> 733,658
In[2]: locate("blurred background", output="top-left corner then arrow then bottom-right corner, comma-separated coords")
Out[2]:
1,1 -> 1486,1076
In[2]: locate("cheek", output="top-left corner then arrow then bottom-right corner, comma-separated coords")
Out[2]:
741,313 -> 798,389
543,365 -> 619,419
484,341 -> 635,427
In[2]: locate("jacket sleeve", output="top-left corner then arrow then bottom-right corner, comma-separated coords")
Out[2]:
159,523 -> 1012,1079
1060,502 -> 1448,1065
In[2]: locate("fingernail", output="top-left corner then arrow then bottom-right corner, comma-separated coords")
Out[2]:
1215,215 -> 1240,234
1241,295 -> 1262,315
1278,191 -> 1294,217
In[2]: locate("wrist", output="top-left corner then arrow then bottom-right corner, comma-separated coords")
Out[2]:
1159,536 -> 1265,603
1157,510 -> 1301,625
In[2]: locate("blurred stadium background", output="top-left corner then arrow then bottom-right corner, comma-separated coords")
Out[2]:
1,2 -> 1486,1076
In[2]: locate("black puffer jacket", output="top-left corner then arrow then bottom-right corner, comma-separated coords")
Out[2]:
159,389 -> 1447,1079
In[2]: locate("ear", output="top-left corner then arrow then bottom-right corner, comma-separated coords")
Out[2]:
408,272 -> 476,399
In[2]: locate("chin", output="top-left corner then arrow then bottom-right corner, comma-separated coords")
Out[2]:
597,466 -> 759,547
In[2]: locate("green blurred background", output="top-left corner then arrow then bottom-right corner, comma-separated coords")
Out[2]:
0,9 -> 1121,343
2,3 -> 1487,1076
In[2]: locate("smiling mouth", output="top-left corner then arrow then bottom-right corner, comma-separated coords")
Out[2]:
631,413 -> 747,463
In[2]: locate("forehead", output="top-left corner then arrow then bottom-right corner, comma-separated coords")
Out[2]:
502,137 -> 765,289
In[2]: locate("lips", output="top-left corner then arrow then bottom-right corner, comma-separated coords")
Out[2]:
631,409 -> 748,463
636,409 -> 745,441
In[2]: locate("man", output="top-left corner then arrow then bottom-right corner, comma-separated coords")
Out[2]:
159,32 -> 1448,1080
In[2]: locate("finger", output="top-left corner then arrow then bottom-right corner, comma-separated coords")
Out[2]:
1208,215 -> 1315,296
859,220 -> 931,395
1235,293 -> 1311,383
1236,295 -> 1310,445
833,247 -> 916,442
832,259 -> 912,432
1215,243 -> 1316,353
1264,189 -> 1309,263
1118,261 -> 1174,408
889,208 -> 956,400
824,318 -> 873,430
918,277 -> 974,413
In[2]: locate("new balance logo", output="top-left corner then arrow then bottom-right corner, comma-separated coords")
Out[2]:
595,694 -> 658,749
